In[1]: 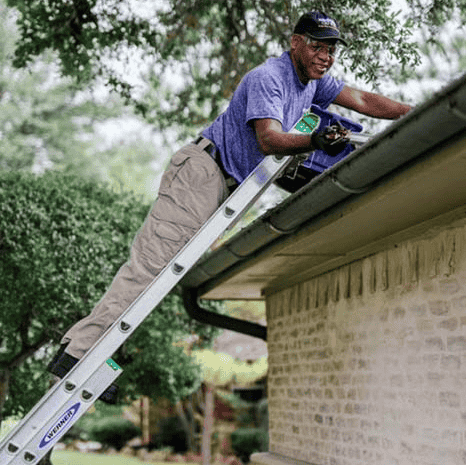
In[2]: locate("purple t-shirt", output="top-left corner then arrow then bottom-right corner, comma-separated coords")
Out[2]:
202,51 -> 345,183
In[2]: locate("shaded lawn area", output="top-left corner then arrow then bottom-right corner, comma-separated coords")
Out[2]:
52,450 -> 200,465
52,451 -> 148,464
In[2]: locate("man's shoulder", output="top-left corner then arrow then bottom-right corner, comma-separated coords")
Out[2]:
257,52 -> 291,75
244,52 -> 292,86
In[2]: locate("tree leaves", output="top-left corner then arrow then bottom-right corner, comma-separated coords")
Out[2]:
8,0 -> 461,132
115,288 -> 224,404
6,0 -> 160,83
0,171 -> 148,351
0,171 -> 224,413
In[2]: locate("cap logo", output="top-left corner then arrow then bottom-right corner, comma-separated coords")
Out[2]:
317,17 -> 338,31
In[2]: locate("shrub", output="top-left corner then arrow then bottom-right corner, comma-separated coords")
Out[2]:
87,417 -> 141,450
64,403 -> 124,443
156,417 -> 188,453
256,399 -> 268,430
0,170 -> 149,415
230,428 -> 268,464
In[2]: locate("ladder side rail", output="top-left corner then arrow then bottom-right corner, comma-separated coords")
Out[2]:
0,155 -> 292,464
0,360 -> 122,465
58,154 -> 292,380
107,154 -> 293,333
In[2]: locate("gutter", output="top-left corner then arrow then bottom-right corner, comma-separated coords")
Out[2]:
181,72 -> 466,339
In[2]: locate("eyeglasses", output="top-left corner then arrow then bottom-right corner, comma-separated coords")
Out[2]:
302,36 -> 339,58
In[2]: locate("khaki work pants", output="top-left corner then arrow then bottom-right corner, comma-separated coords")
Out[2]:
62,139 -> 229,358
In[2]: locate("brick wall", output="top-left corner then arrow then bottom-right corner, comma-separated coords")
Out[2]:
265,221 -> 466,465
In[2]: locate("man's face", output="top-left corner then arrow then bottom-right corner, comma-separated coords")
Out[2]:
291,35 -> 338,84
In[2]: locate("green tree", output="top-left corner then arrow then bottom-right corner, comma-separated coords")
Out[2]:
0,170 -> 146,422
0,2 -> 120,172
117,290 -> 223,404
5,0 -> 466,133
0,1 -> 164,201
0,171 -> 221,428
388,22 -> 466,102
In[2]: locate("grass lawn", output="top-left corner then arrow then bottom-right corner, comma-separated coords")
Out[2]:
52,450 -> 159,465
52,451 -> 201,465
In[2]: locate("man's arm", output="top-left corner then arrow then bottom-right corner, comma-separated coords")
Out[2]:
254,84 -> 412,155
333,85 -> 412,120
254,119 -> 315,156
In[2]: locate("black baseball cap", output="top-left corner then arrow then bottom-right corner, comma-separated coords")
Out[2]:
293,11 -> 348,46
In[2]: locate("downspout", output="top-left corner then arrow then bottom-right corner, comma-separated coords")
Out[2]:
182,287 -> 267,341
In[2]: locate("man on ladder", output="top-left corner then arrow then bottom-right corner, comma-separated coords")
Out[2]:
47,11 -> 412,403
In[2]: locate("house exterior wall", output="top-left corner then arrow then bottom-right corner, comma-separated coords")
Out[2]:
258,217 -> 466,465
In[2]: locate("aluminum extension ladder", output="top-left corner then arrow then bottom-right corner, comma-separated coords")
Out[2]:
0,154 -> 295,465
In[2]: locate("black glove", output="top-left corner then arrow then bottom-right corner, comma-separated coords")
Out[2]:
311,121 -> 351,156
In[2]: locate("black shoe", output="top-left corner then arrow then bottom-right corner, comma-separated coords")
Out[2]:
47,344 -> 119,404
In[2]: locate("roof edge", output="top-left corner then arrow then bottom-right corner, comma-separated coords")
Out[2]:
181,73 -> 466,299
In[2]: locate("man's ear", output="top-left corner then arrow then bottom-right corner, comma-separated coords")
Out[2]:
290,34 -> 302,53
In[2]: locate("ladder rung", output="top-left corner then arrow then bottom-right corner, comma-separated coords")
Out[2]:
172,263 -> 185,274
119,321 -> 131,332
224,206 -> 236,217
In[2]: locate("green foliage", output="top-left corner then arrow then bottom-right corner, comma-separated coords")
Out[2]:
156,416 -> 188,452
117,289 -> 223,404
7,0 -> 466,134
230,427 -> 268,463
406,0 -> 466,29
0,170 -> 223,415
224,301 -> 265,324
0,170 -> 149,415
62,134 -> 164,201
5,0 -> 159,88
256,398 -> 268,431
392,26 -> 466,94
0,170 -> 149,343
0,1 -> 161,199
228,395 -> 268,462
216,390 -> 253,412
0,0 -> 114,170
0,4 -> 123,175
136,0 -> 424,131
87,417 -> 141,450
3,354 -> 50,417
64,403 -> 124,444
53,451 -> 147,465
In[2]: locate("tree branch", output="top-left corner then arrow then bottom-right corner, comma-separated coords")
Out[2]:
9,335 -> 50,370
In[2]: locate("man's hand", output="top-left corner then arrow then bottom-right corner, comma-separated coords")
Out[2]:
254,118 -> 351,159
311,121 -> 350,156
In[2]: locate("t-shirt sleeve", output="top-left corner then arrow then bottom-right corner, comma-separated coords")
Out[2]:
244,69 -> 285,124
313,75 -> 345,109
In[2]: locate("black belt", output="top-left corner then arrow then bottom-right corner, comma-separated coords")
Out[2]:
194,136 -> 238,191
